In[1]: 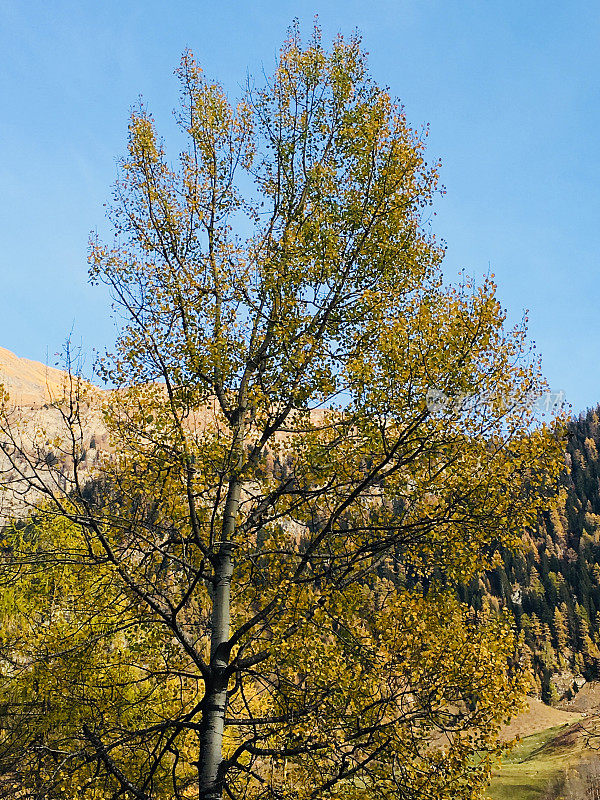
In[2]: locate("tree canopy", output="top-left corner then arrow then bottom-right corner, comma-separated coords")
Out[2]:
0,24 -> 564,800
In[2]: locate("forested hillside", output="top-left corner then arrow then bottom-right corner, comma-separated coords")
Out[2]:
464,406 -> 600,702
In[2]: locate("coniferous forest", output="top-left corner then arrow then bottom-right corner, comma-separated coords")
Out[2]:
462,406 -> 600,703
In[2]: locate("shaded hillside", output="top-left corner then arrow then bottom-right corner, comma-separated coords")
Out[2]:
463,407 -> 600,701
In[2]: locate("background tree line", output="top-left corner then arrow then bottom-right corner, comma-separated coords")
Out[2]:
460,406 -> 600,704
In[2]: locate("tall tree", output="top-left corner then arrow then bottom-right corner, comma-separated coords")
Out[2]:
0,24 -> 563,800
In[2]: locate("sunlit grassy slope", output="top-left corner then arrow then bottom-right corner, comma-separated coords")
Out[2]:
488,720 -> 591,800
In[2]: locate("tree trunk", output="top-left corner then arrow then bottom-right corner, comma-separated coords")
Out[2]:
198,479 -> 239,800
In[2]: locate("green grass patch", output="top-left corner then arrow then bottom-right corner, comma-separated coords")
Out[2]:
488,722 -> 586,800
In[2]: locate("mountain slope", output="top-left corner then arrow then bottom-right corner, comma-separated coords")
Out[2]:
465,406 -> 600,702
0,346 -> 75,407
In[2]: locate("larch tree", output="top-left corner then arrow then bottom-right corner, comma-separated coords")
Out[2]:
0,24 -> 564,800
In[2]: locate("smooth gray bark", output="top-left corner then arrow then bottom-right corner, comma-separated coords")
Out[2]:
198,478 -> 240,800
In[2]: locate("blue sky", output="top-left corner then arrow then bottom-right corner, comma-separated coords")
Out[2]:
0,0 -> 598,412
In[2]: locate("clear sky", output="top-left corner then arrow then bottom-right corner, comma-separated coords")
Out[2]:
0,0 -> 598,413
